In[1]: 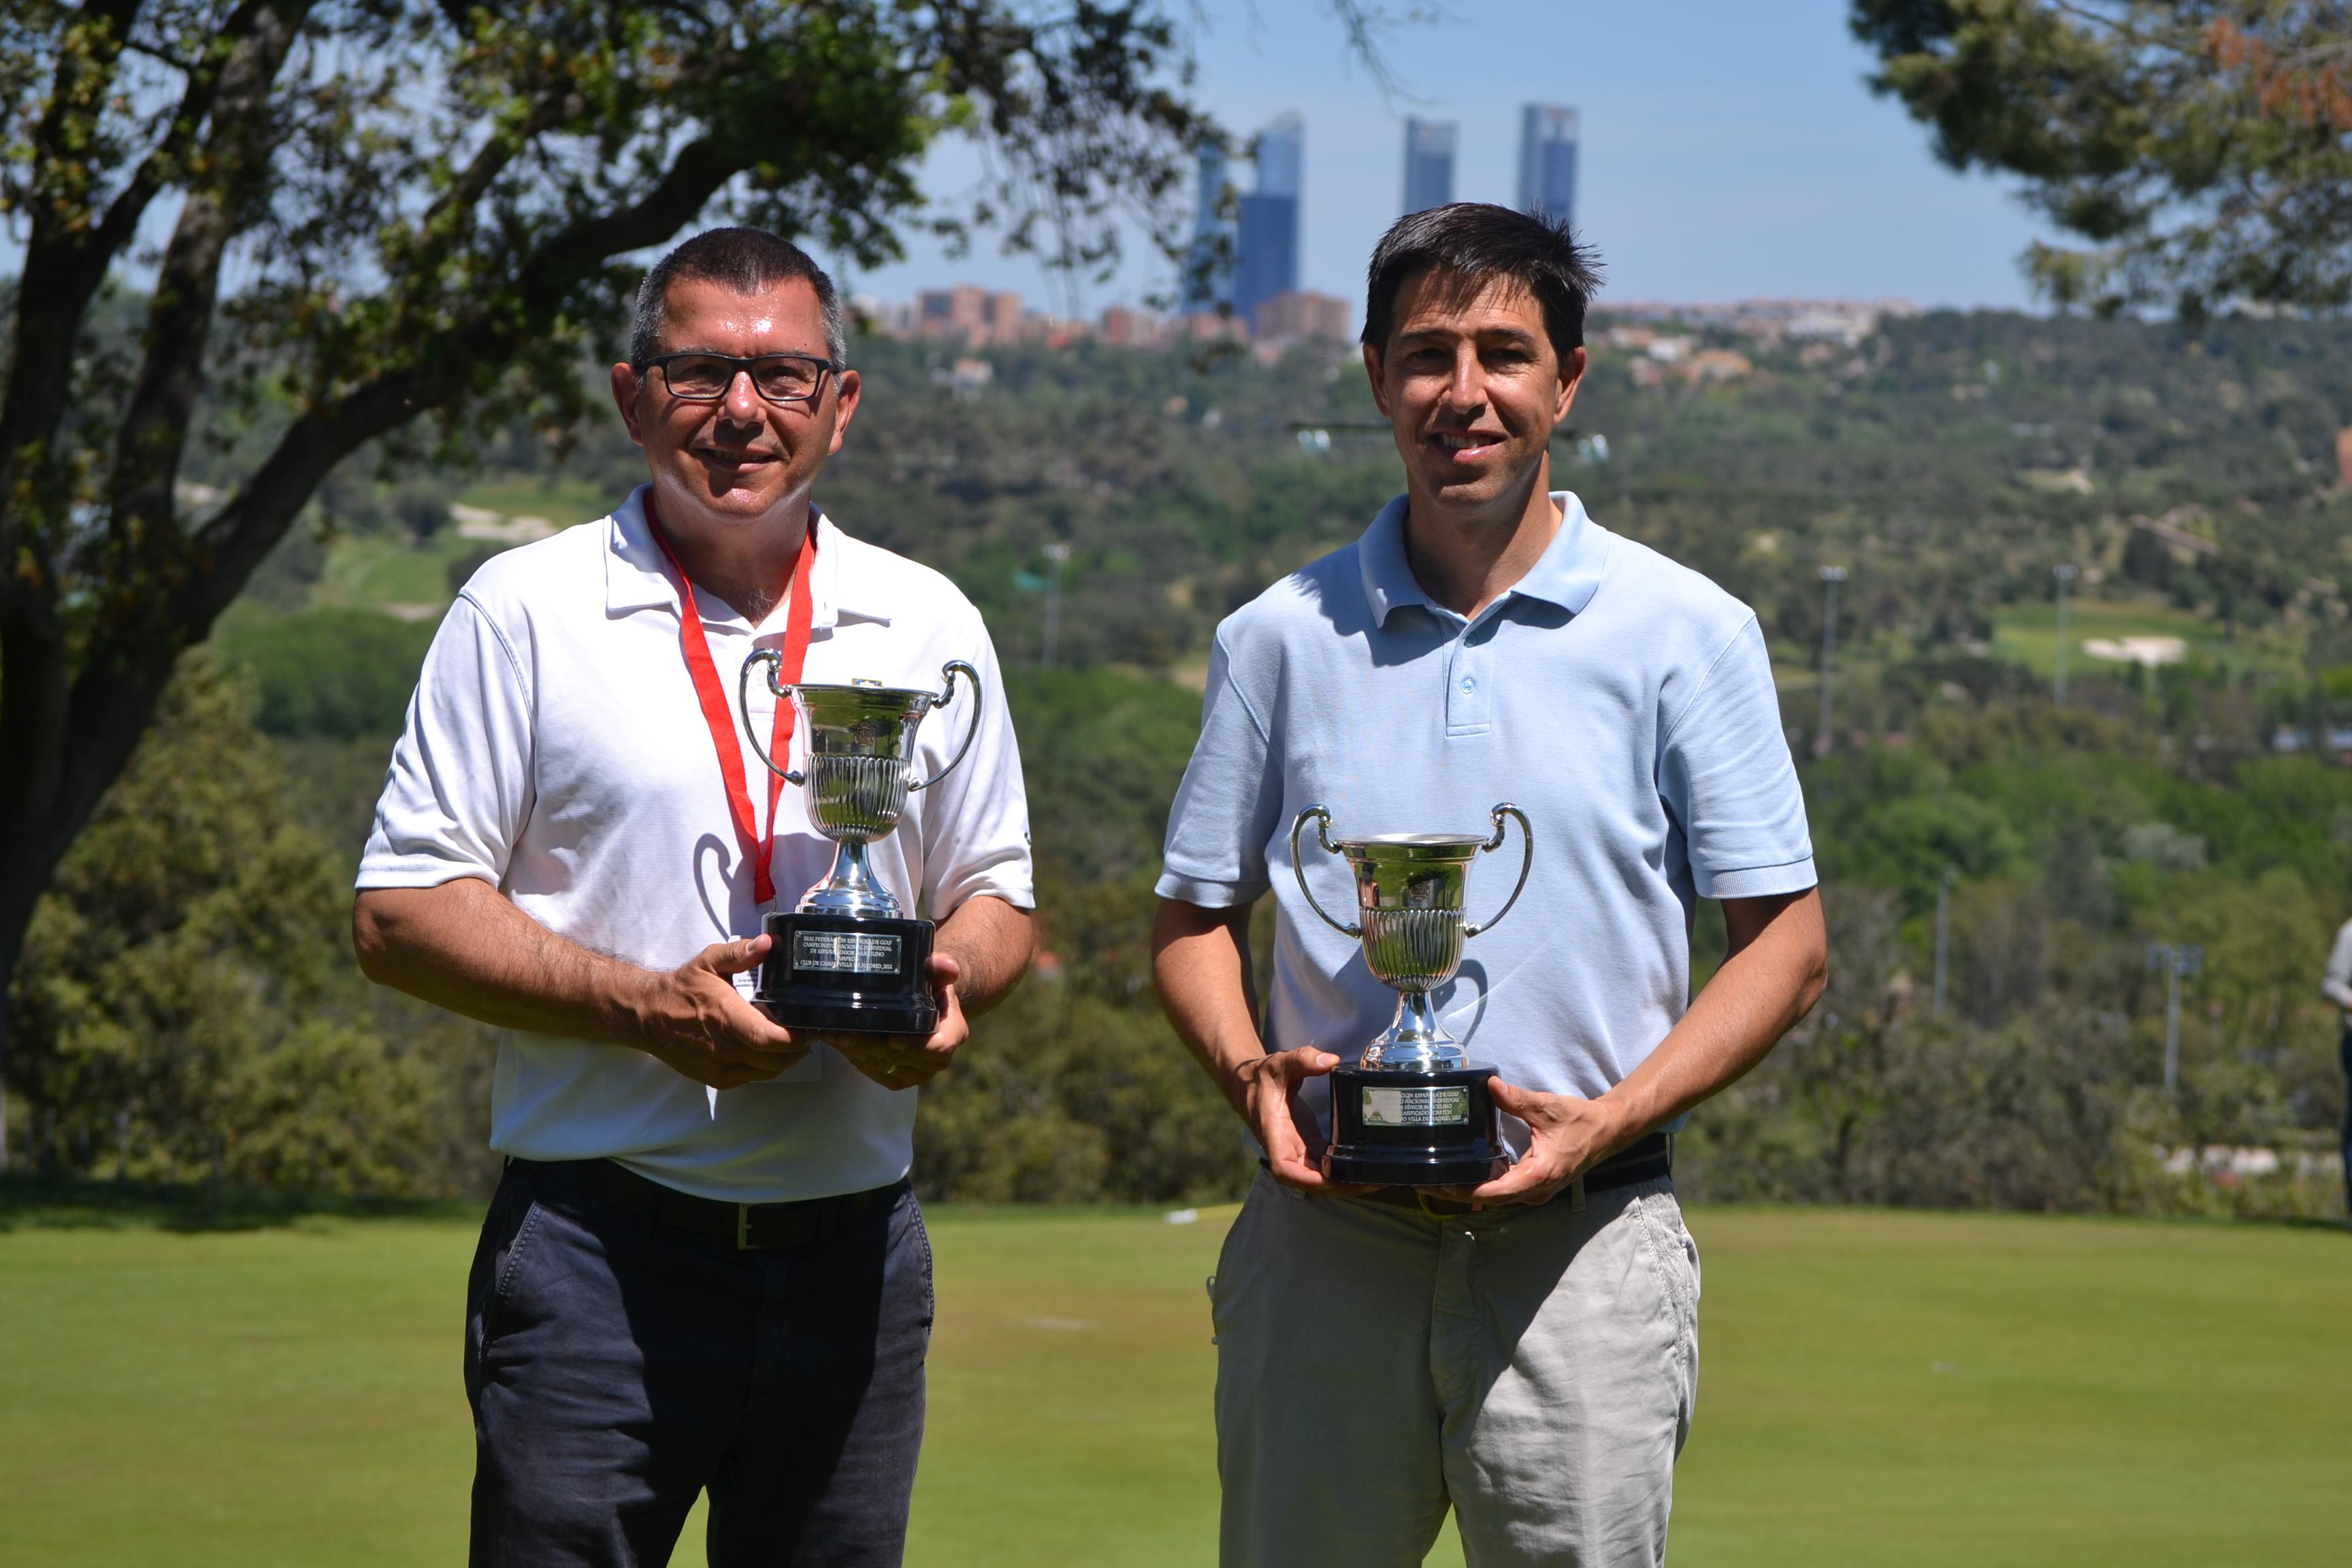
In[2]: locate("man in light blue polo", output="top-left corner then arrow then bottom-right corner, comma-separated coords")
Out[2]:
1152,204 -> 1829,1566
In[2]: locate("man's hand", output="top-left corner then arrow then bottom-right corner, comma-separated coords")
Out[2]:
636,934 -> 810,1090
1238,1047 -> 1372,1195
1463,1079 -> 1633,1207
821,953 -> 969,1092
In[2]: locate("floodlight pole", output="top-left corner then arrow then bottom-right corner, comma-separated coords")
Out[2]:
1041,542 -> 1071,668
2053,564 -> 2079,708
1933,865 -> 1955,1017
1816,566 -> 1847,757
2146,942 -> 2204,1092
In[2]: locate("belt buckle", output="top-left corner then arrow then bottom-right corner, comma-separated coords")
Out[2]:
736,1203 -> 753,1251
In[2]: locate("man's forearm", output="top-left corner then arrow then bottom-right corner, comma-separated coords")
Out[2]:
934,895 -> 1034,1016
1151,898 -> 1267,1118
1594,887 -> 1828,1145
354,879 -> 659,1044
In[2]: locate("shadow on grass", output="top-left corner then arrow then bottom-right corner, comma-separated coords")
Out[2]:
0,1173 -> 482,1234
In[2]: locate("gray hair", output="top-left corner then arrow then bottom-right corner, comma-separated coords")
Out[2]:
629,227 -> 847,368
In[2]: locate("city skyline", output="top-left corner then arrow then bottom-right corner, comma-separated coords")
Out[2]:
823,1 -> 2057,316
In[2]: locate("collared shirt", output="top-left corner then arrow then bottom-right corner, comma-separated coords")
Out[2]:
1156,491 -> 1814,1142
358,485 -> 1032,1202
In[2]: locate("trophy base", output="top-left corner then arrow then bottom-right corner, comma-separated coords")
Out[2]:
754,911 -> 938,1037
1323,1063 -> 1508,1188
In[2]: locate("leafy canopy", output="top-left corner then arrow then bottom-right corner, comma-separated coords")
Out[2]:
1852,1 -> 2352,314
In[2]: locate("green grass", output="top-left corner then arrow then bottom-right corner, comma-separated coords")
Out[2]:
316,532 -> 487,611
1989,594 -> 2297,681
3,1201 -> 2347,1566
452,474 -> 616,527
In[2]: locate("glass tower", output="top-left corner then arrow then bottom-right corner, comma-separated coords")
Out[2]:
1517,104 -> 1578,227
1232,114 -> 1303,328
1402,118 -> 1456,215
1183,142 -> 1232,314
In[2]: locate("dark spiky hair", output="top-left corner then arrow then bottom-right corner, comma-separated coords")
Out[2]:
1360,203 -> 1603,367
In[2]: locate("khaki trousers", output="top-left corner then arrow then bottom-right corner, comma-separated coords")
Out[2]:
1209,1171 -> 1700,1567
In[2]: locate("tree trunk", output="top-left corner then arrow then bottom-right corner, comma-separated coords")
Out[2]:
0,866 -> 38,1173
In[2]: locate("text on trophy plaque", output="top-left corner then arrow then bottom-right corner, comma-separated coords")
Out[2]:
792,931 -> 904,976
1362,1085 -> 1472,1128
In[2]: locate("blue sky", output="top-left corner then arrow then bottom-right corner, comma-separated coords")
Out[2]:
834,0 -> 2057,314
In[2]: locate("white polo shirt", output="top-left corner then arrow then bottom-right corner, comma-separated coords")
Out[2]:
358,485 -> 1032,1202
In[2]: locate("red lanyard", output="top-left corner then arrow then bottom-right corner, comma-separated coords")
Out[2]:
644,493 -> 817,906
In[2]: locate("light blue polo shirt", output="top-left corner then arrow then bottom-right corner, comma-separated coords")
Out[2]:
1156,490 -> 1815,1141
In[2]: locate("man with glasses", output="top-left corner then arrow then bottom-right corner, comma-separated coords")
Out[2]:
353,227 -> 1034,1566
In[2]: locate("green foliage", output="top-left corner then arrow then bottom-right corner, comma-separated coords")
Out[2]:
1852,1 -> 2352,312
918,666 -> 1254,1204
3,657 -> 434,1192
1682,885 -> 2344,1217
215,607 -> 439,738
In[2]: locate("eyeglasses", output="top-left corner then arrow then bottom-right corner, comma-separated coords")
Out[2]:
644,352 -> 842,406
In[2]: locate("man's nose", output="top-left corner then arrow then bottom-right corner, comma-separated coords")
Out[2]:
721,369 -> 766,423
1443,349 -> 1486,412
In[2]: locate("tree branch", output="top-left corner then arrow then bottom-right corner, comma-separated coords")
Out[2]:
102,2 -> 310,617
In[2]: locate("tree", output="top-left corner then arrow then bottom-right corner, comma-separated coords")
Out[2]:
8,655 -> 431,1190
0,0 -> 1210,1166
1852,1 -> 2352,313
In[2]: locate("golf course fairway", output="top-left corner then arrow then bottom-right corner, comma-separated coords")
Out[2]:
1,1200 -> 2345,1565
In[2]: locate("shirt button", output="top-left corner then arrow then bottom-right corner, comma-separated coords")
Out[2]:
1460,676 -> 1476,693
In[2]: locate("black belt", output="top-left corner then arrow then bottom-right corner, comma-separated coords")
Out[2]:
514,1158 -> 904,1252
1358,1131 -> 1675,1216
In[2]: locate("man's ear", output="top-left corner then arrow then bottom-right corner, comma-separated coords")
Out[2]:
825,369 -> 863,458
1362,342 -> 1392,418
1554,344 -> 1588,425
610,363 -> 647,446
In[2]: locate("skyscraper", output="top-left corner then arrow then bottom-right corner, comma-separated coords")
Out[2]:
1232,114 -> 1302,329
1183,142 -> 1232,314
1517,104 -> 1578,227
1402,118 -> 1456,215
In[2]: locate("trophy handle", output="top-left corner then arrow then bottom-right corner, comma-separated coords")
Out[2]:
908,659 -> 983,792
1288,805 -> 1362,938
738,649 -> 806,786
1464,802 -> 1533,938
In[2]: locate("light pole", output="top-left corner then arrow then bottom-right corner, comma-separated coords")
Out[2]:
1815,566 -> 1847,757
1041,542 -> 1071,668
1932,865 -> 1956,1017
2146,942 -> 2204,1092
2053,563 -> 2079,708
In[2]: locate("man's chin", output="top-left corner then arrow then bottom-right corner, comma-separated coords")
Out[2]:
1414,468 -> 1509,507
674,468 -> 791,515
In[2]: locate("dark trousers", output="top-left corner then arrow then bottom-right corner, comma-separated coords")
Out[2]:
2340,1026 -> 2352,1215
465,1160 -> 933,1567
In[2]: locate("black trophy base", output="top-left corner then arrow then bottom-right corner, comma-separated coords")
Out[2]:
755,911 -> 937,1036
1323,1063 -> 1507,1187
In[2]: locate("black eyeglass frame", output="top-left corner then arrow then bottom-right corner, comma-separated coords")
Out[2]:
642,350 -> 847,406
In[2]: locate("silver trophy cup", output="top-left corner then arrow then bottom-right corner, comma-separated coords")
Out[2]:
734,655 -> 981,1033
1290,802 -> 1532,1186
1290,803 -> 1533,1069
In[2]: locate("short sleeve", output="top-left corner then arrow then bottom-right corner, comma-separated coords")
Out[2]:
356,595 -> 537,889
1657,617 -> 1816,900
1156,631 -> 1284,909
915,613 -> 1034,915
